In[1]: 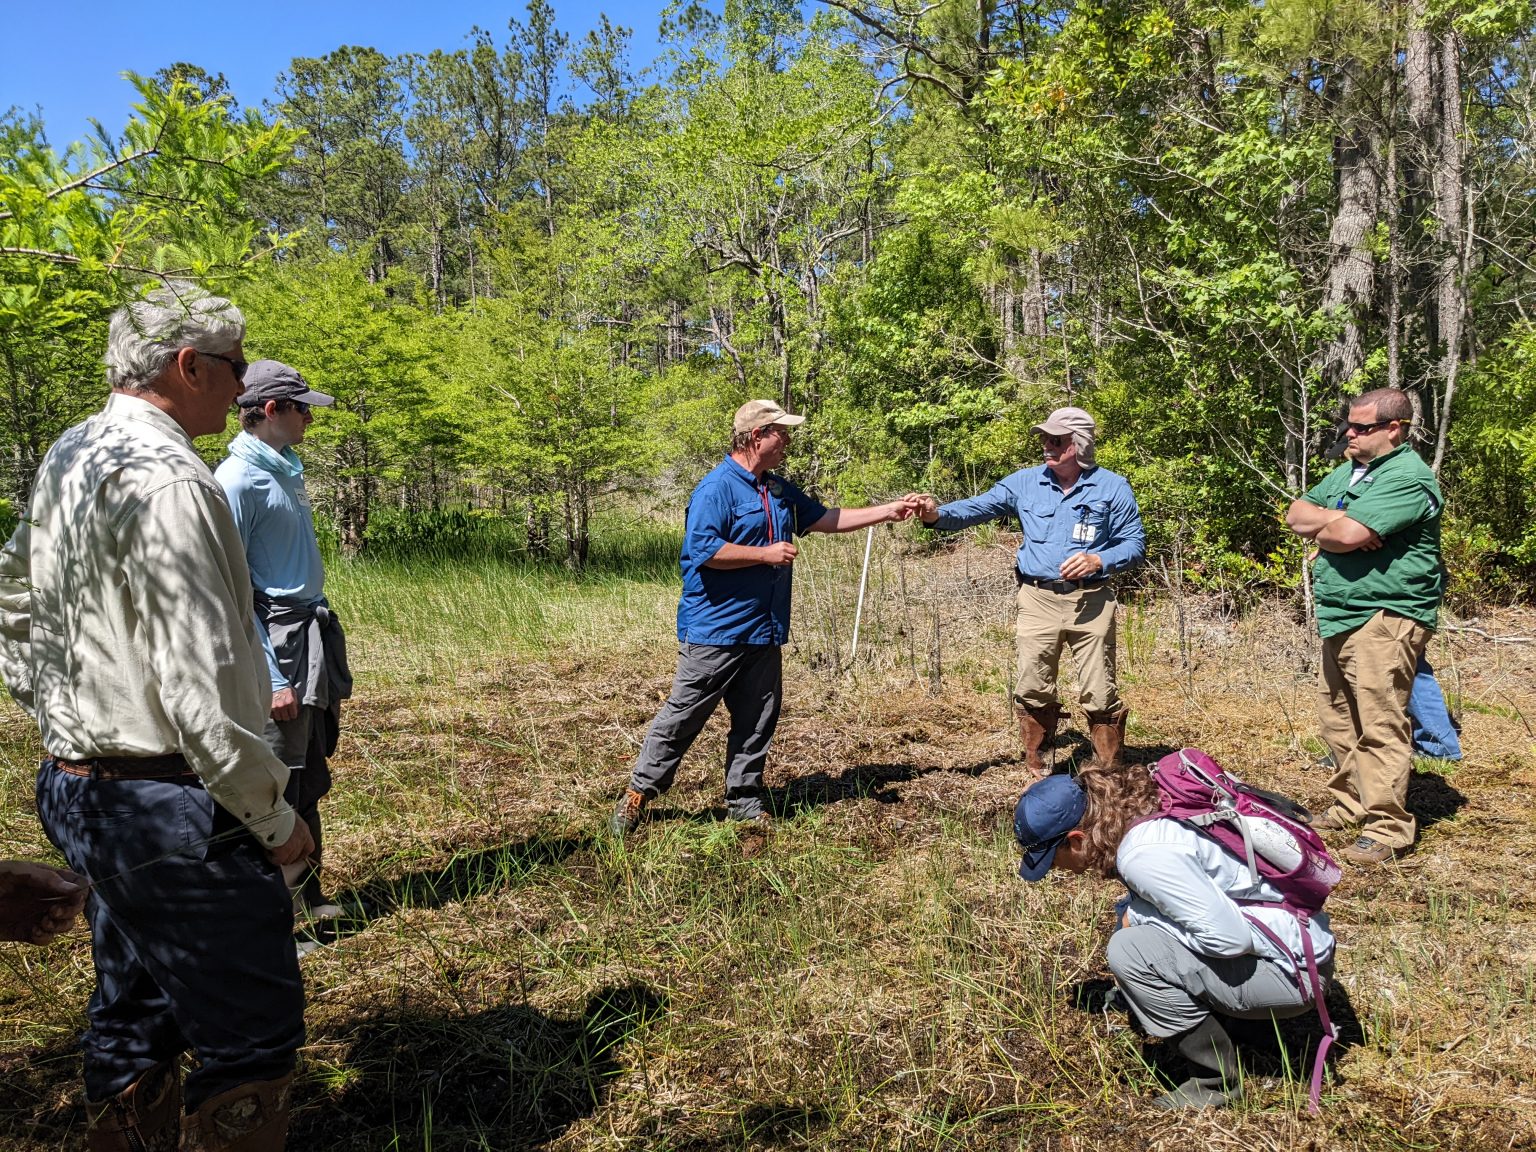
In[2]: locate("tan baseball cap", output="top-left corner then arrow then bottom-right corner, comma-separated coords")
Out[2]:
1031,406 -> 1096,438
734,399 -> 807,436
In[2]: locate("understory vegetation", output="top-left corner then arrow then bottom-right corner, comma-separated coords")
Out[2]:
2,534 -> 1532,1151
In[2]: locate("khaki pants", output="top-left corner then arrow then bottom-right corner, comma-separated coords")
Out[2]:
1014,582 -> 1120,714
1318,610 -> 1431,850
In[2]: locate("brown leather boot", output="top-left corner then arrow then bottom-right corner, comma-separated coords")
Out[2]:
180,1074 -> 293,1152
85,1059 -> 181,1152
1087,705 -> 1130,768
1018,703 -> 1061,778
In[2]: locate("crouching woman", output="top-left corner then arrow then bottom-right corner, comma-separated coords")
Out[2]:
1014,768 -> 1335,1109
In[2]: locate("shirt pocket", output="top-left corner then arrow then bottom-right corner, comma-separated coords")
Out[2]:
1018,495 -> 1059,542
729,498 -> 773,545
1069,499 -> 1111,547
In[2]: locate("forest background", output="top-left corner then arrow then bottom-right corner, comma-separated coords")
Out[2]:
3,0 -> 1535,599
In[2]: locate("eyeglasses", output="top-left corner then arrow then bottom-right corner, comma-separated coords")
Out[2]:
1345,418 -> 1399,435
279,400 -> 311,416
199,351 -> 249,382
1017,832 -> 1065,856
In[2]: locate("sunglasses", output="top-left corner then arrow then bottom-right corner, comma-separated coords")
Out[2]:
1041,434 -> 1071,448
1345,419 -> 1398,435
199,351 -> 249,382
279,400 -> 312,416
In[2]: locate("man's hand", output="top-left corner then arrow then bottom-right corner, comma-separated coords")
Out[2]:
0,860 -> 88,945
761,541 -> 799,567
904,493 -> 940,524
270,686 -> 300,722
1060,552 -> 1104,581
266,820 -> 315,868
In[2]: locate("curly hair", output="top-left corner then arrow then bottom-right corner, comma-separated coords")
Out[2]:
1073,765 -> 1163,878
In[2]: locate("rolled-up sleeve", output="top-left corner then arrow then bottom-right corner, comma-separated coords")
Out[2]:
119,480 -> 295,847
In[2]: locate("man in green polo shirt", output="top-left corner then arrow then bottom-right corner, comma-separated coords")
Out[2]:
1286,387 -> 1444,865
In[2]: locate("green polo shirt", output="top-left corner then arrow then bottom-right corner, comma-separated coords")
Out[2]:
1303,444 -> 1444,638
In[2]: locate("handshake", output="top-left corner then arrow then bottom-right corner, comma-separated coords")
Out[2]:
867,494 -> 940,525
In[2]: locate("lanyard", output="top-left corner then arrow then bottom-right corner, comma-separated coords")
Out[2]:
759,484 -> 775,543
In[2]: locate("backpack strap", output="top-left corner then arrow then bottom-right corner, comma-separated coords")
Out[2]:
1242,908 -> 1336,1115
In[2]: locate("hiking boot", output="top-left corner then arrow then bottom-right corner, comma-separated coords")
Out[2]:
1017,703 -> 1061,778
729,808 -> 773,828
1153,1016 -> 1243,1110
610,788 -> 647,836
1309,807 -> 1356,834
86,1058 -> 181,1152
1087,705 -> 1130,769
1341,835 -> 1409,865
180,1073 -> 293,1152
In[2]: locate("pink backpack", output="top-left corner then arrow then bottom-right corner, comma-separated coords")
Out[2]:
1144,748 -> 1341,1113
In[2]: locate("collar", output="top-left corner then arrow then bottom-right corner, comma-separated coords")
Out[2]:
1361,443 -> 1414,473
228,430 -> 305,478
1041,463 -> 1099,491
105,391 -> 195,451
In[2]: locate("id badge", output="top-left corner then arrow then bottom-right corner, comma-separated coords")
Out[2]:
1071,520 -> 1096,545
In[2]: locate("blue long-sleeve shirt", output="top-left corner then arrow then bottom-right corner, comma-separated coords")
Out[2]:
932,464 -> 1145,581
214,433 -> 325,690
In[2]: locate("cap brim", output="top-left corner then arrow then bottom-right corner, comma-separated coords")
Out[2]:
295,388 -> 335,407
1031,421 -> 1071,436
771,413 -> 806,427
1017,837 -> 1062,881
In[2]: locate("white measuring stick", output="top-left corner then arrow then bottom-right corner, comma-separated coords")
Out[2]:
849,525 -> 875,664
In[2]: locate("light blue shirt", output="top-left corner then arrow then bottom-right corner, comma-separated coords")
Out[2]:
215,432 -> 325,690
932,464 -> 1145,581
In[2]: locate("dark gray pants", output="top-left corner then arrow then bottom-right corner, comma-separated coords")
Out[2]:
1106,923 -> 1313,1038
629,643 -> 782,818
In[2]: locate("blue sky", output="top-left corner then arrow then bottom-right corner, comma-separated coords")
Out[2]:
1,0 -> 672,145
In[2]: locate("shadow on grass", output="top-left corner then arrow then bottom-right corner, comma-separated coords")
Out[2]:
1070,974 -> 1363,1097
296,982 -> 666,1151
1407,768 -> 1468,831
304,832 -> 589,946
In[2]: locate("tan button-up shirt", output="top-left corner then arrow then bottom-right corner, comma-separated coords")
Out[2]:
0,393 -> 295,847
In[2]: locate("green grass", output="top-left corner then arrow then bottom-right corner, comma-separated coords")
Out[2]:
2,533 -> 1534,1150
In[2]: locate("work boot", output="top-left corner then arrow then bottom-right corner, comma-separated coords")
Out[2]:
85,1059 -> 181,1152
1087,705 -> 1130,769
1017,703 -> 1061,778
610,788 -> 647,836
1153,1016 -> 1244,1110
181,1073 -> 293,1152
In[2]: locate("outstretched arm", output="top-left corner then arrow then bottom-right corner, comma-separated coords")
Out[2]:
806,496 -> 921,534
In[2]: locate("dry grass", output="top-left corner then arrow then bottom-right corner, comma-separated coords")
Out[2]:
2,530 -> 1534,1151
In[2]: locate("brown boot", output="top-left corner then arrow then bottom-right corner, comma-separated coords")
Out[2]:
1087,705 -> 1130,769
180,1074 -> 293,1152
85,1059 -> 181,1152
610,788 -> 647,836
1018,704 -> 1062,778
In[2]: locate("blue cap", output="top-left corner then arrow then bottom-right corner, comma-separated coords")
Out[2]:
1013,775 -> 1087,881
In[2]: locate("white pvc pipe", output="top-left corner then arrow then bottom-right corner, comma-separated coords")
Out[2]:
849,525 -> 875,665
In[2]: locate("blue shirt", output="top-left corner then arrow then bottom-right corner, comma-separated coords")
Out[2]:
933,464 -> 1145,581
676,456 -> 828,646
215,433 -> 326,689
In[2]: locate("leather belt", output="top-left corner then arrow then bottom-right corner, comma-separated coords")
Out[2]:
1018,574 -> 1106,594
49,753 -> 195,781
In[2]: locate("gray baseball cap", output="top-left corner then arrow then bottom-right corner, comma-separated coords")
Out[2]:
237,360 -> 335,408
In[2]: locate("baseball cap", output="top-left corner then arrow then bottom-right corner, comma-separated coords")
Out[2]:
1031,406 -> 1096,438
1013,775 -> 1087,881
734,399 -> 806,436
237,360 -> 336,409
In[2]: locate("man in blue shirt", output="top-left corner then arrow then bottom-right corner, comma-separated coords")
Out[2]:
216,360 -> 352,920
916,407 -> 1145,774
611,400 -> 921,834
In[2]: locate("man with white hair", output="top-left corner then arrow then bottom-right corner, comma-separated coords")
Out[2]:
610,400 -> 920,834
0,282 -> 309,1150
916,407 -> 1145,773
